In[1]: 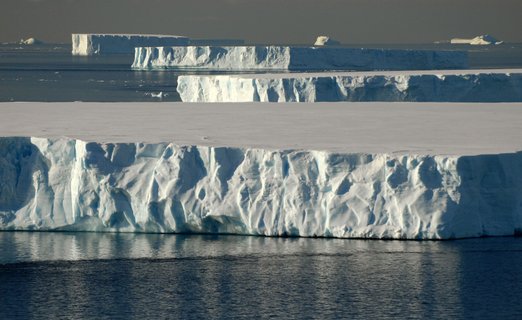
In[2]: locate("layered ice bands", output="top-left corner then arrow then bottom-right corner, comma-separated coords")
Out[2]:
1,137 -> 521,239
72,34 -> 190,56
1,102 -> 522,239
132,46 -> 468,71
177,69 -> 522,102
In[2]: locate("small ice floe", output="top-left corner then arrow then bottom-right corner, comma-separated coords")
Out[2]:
19,38 -> 43,45
149,92 -> 165,99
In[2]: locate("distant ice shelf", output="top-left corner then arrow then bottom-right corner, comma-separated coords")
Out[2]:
177,69 -> 522,102
1,136 -> 521,239
71,34 -> 190,55
132,46 -> 468,71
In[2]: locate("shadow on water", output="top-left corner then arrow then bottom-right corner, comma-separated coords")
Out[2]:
1,232 -> 522,319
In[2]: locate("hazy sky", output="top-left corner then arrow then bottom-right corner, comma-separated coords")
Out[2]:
1,0 -> 521,44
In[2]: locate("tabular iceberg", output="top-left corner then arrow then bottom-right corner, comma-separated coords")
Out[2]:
314,36 -> 341,46
177,70 -> 522,102
132,46 -> 468,71
72,34 -> 190,55
1,136 -> 521,239
451,35 -> 503,45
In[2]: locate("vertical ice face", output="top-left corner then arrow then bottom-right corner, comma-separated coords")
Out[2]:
1,137 -> 521,239
71,34 -> 190,55
176,72 -> 522,102
132,46 -> 468,71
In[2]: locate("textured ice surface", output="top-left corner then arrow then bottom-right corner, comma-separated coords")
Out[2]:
132,46 -> 468,71
177,69 -> 522,102
1,102 -> 521,239
1,136 -> 521,239
72,34 -> 189,55
314,36 -> 340,46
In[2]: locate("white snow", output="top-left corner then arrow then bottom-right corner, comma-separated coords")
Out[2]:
177,69 -> 522,102
71,34 -> 190,55
132,46 -> 468,71
451,35 -> 503,45
1,102 -> 522,239
314,36 -> 340,46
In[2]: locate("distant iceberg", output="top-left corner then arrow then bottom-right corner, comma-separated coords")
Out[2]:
133,46 -> 468,71
451,35 -> 503,45
19,38 -> 43,45
71,34 -> 190,55
177,70 -> 522,102
314,36 -> 341,46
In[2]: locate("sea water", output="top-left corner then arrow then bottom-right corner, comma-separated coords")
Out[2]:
1,232 -> 522,319
1,43 -> 522,102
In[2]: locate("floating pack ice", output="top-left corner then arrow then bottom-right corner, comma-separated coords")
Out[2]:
72,34 -> 190,55
132,46 -> 468,71
177,69 -> 522,102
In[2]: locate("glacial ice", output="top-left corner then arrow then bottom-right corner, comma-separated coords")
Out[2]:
177,70 -> 522,102
71,34 -> 190,56
314,36 -> 340,46
451,35 -> 503,45
1,136 -> 521,239
132,46 -> 468,71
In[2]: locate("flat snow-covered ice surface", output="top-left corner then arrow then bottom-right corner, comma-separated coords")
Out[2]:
1,102 -> 522,155
1,102 -> 522,239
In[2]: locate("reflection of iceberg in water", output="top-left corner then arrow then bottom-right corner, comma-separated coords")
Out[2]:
1,231 -> 521,318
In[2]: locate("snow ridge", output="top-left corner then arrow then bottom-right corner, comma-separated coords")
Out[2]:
177,72 -> 522,102
1,137 -> 521,239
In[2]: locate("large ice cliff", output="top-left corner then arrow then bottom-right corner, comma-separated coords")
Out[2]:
177,70 -> 522,102
72,34 -> 190,56
132,46 -> 468,71
1,136 -> 521,239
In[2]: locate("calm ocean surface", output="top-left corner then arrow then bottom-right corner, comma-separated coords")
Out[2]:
1,232 -> 522,319
1,43 -> 522,102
